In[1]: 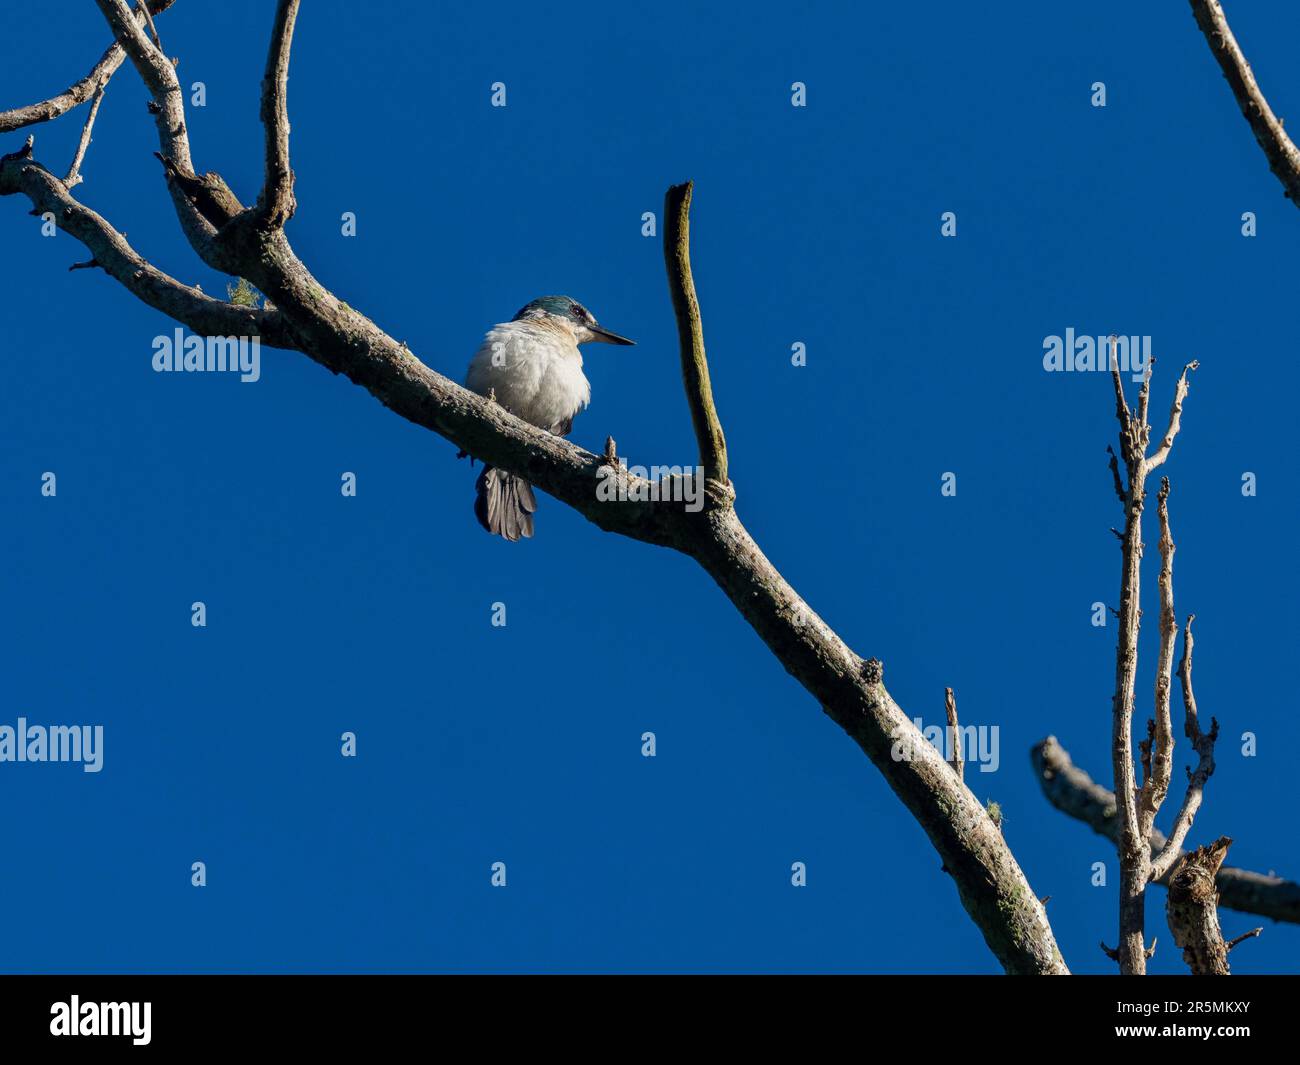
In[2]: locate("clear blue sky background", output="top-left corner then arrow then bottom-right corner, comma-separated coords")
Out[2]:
1,1 -> 1296,974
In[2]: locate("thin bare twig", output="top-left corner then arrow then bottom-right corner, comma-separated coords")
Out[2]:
1106,445 -> 1126,504
1150,616 -> 1220,881
137,0 -> 164,50
1109,337 -> 1132,438
944,687 -> 963,781
1226,927 -> 1263,952
1145,362 -> 1198,472
64,85 -> 106,188
1140,479 -> 1177,836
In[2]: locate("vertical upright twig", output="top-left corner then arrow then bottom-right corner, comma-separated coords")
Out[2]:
255,0 -> 300,229
944,687 -> 963,781
1150,616 -> 1220,880
1106,340 -> 1200,974
1108,340 -> 1152,975
1140,479 -> 1177,836
664,181 -> 728,488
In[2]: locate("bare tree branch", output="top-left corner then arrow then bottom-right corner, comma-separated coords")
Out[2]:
255,0 -> 299,230
664,181 -> 729,487
1166,836 -> 1236,975
1104,349 -> 1208,973
94,0 -> 220,259
0,4 -> 1071,974
1144,362 -> 1198,473
1188,0 -> 1300,203
1106,445 -> 1126,504
64,85 -> 107,189
1108,355 -> 1154,974
1136,359 -> 1153,433
0,1 -> 178,135
0,145 -> 293,345
137,0 -> 164,51
1226,926 -> 1263,951
1139,479 -> 1177,838
944,687 -> 963,781
1031,736 -> 1300,924
1150,616 -> 1220,880
1109,337 -> 1133,438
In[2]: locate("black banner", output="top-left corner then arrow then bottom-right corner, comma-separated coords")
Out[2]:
0,974 -> 1292,1051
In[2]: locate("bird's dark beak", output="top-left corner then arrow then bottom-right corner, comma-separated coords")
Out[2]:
588,324 -> 635,346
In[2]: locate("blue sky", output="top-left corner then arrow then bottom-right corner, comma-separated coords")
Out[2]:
1,1 -> 1296,973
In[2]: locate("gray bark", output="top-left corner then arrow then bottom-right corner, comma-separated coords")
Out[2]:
0,0 -> 1070,974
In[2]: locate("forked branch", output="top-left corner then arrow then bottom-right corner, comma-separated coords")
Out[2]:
1031,737 -> 1298,924
0,1 -> 178,135
0,3 -> 1069,973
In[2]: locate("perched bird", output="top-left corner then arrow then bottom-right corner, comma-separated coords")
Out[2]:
464,296 -> 634,540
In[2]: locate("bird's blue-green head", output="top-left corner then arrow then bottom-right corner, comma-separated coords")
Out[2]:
512,295 -> 635,346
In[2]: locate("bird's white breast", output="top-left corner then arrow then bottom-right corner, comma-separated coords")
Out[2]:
465,321 -> 591,434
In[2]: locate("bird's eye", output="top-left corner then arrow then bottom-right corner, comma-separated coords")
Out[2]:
572,303 -> 589,323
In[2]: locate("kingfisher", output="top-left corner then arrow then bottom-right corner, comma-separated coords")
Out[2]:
464,296 -> 634,540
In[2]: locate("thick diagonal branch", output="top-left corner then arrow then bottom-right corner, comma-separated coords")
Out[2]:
1031,737 -> 1299,924
4,2 -> 1070,976
1188,0 -> 1300,203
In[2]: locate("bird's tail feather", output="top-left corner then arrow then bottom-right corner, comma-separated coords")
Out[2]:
474,467 -> 536,541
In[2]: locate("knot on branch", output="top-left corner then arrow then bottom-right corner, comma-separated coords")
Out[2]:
153,152 -> 244,229
860,657 -> 884,687
2,135 -> 34,166
703,477 -> 736,510
1167,836 -> 1235,974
